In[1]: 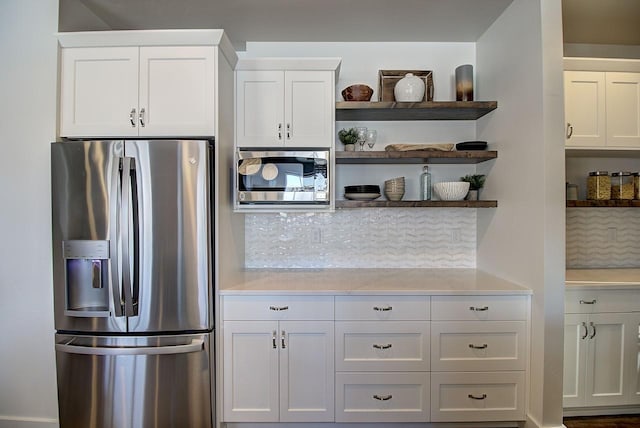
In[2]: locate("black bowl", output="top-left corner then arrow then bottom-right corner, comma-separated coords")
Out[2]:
345,185 -> 381,193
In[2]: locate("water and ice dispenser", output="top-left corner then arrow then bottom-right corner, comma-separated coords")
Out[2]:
63,240 -> 110,317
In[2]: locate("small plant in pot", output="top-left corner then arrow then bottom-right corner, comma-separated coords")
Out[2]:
338,128 -> 359,151
460,174 -> 486,200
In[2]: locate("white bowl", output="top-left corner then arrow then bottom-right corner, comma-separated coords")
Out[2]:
433,181 -> 470,201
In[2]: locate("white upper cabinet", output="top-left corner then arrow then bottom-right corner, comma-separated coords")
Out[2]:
235,58 -> 341,148
606,72 -> 640,147
564,71 -> 606,147
61,46 -> 215,138
58,30 -> 237,138
564,69 -> 640,149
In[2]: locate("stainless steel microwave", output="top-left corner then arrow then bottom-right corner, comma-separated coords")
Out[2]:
236,150 -> 330,207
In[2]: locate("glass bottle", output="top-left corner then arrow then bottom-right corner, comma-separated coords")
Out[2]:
420,166 -> 431,200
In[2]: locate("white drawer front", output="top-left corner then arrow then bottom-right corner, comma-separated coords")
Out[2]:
336,321 -> 430,371
431,371 -> 525,422
335,295 -> 430,320
222,295 -> 334,320
431,321 -> 527,371
431,295 -> 528,321
565,289 -> 640,314
336,372 -> 430,423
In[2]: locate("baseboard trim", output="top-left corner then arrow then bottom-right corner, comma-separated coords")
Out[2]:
563,406 -> 640,417
0,416 -> 58,428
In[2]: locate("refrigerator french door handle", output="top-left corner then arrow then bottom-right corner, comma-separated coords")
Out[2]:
109,158 -> 124,317
55,338 -> 204,356
121,157 -> 135,317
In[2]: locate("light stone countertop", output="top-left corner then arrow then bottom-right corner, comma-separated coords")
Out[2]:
566,268 -> 640,289
219,268 -> 531,295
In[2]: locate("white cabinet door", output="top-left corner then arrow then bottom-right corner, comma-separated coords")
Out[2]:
223,321 -> 279,422
279,321 -> 334,422
236,70 -> 333,148
236,70 -> 285,147
60,47 -> 139,137
585,312 -> 640,406
606,72 -> 640,147
284,71 -> 333,147
563,314 -> 588,407
138,46 -> 215,137
564,71 -> 606,147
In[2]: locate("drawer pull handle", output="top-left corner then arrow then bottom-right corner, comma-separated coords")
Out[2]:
468,343 -> 488,350
579,299 -> 596,305
269,305 -> 289,311
373,306 -> 393,312
468,393 -> 487,400
581,322 -> 588,340
373,394 -> 392,401
373,344 -> 392,350
589,322 -> 596,339
469,306 -> 489,312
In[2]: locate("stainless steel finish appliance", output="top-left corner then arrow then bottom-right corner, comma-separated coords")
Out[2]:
236,149 -> 329,207
51,140 -> 215,428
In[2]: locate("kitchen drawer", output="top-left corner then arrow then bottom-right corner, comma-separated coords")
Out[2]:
335,295 -> 430,320
565,289 -> 640,314
222,295 -> 333,320
431,295 -> 528,321
335,321 -> 430,371
431,321 -> 527,371
430,371 -> 525,422
336,372 -> 430,423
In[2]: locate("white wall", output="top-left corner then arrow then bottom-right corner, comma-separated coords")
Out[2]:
0,1 -> 59,427
476,1 -> 565,427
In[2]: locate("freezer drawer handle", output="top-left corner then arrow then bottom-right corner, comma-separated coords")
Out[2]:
468,393 -> 487,400
56,338 -> 204,356
269,305 -> 289,311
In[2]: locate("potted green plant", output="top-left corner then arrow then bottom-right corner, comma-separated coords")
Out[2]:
460,174 -> 486,200
338,128 -> 359,151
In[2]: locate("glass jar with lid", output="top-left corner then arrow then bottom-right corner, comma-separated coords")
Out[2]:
587,171 -> 610,200
611,172 -> 633,200
633,173 -> 640,199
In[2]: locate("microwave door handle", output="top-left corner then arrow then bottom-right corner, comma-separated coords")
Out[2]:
120,157 -> 135,317
109,158 -> 124,317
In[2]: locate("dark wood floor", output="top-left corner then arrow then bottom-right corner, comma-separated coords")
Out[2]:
563,414 -> 640,428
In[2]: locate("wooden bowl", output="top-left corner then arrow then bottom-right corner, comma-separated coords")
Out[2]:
341,84 -> 374,102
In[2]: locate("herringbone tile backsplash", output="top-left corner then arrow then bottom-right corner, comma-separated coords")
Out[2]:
566,208 -> 640,268
245,209 -> 476,268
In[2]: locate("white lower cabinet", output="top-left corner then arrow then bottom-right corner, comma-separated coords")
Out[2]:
430,371 -> 525,422
222,297 -> 334,422
222,293 -> 530,425
563,296 -> 640,409
336,372 -> 430,422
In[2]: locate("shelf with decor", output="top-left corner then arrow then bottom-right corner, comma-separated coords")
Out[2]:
335,101 -> 497,121
336,200 -> 497,209
336,150 -> 497,164
566,200 -> 640,207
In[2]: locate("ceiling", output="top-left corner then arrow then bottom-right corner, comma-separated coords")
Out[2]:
58,0 -> 640,51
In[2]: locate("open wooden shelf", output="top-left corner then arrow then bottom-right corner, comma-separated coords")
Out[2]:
567,200 -> 640,207
335,101 -> 498,121
335,150 -> 497,164
336,200 -> 498,209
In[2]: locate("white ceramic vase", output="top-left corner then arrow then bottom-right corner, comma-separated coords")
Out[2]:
394,73 -> 425,102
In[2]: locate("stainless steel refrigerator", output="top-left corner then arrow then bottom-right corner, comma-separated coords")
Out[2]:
51,139 -> 215,428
